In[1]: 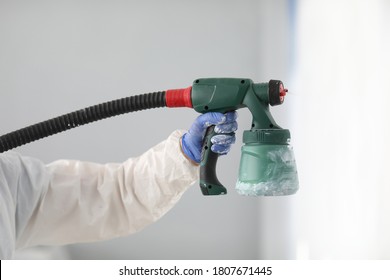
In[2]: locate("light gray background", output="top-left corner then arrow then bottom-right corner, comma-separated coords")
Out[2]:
0,0 -> 293,259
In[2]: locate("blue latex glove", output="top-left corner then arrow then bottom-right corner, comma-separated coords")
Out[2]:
181,111 -> 237,164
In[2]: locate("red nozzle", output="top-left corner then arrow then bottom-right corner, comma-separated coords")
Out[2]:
166,86 -> 193,108
279,84 -> 288,103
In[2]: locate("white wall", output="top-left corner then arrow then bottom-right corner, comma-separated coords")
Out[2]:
291,0 -> 390,259
1,0 -> 285,259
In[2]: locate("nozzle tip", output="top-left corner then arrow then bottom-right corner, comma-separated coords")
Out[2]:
269,80 -> 287,106
279,84 -> 288,102
280,88 -> 288,97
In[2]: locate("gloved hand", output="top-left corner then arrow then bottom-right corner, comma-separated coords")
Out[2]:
181,111 -> 237,164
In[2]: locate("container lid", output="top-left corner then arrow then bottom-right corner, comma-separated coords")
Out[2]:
243,129 -> 291,144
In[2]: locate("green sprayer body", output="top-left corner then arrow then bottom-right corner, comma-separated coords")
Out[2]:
189,78 -> 299,196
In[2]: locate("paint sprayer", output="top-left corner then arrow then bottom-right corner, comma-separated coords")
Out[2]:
0,78 -> 299,196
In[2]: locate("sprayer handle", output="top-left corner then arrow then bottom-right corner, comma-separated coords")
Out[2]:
199,126 -> 227,195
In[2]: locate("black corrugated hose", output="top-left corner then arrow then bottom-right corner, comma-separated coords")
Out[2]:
0,91 -> 166,153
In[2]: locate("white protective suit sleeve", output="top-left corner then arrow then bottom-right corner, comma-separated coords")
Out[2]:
0,130 -> 198,259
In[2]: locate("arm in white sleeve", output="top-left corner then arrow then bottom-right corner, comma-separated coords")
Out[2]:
0,151 -> 49,259
16,130 -> 198,249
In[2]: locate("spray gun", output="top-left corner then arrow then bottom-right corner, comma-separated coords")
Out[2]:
0,78 -> 299,196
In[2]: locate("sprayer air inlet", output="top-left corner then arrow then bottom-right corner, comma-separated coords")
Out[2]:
0,91 -> 166,153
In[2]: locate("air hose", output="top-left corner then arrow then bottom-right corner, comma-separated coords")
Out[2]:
0,87 -> 192,153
